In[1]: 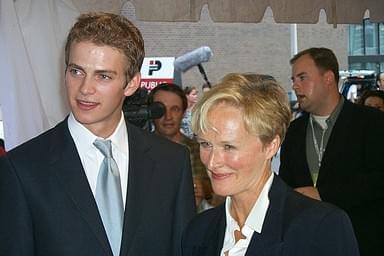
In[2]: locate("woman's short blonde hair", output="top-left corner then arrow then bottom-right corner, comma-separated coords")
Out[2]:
192,73 -> 291,146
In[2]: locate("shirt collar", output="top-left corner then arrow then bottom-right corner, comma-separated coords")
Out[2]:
327,95 -> 344,126
67,113 -> 98,154
310,95 -> 344,127
108,113 -> 128,156
67,112 -> 128,156
225,172 -> 274,236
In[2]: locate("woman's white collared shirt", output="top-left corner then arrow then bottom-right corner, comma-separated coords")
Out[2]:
221,174 -> 273,256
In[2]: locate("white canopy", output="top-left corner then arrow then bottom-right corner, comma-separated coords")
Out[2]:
74,0 -> 384,25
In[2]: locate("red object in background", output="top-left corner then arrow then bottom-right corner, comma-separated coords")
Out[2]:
0,146 -> 5,156
0,139 -> 5,156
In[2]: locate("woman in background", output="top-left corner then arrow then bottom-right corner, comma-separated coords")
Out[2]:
181,86 -> 199,139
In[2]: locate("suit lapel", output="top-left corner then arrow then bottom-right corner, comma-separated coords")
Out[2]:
200,205 -> 226,256
120,123 -> 156,256
50,120 -> 112,255
297,115 -> 313,183
297,114 -> 312,176
318,101 -> 351,183
190,176 -> 287,256
245,175 -> 285,256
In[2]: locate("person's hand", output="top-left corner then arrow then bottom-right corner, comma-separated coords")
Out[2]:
295,186 -> 321,201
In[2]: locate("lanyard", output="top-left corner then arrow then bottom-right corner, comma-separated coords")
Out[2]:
309,116 -> 327,168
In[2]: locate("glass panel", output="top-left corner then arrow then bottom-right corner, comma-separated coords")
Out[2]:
349,63 -> 363,70
364,62 -> 381,75
349,24 -> 364,56
380,23 -> 384,54
365,62 -> 377,70
364,19 -> 378,55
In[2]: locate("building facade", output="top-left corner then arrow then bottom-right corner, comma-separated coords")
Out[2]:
122,2 -> 348,92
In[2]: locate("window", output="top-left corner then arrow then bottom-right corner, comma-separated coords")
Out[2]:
348,19 -> 384,73
349,24 -> 364,56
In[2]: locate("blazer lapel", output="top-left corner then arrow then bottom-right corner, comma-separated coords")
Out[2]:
317,100 -> 352,184
298,115 -> 313,183
119,123 -> 156,256
50,120 -> 112,255
288,114 -> 313,186
245,175 -> 285,256
199,205 -> 226,256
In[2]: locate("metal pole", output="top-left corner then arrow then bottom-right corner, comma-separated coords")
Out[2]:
290,24 -> 298,57
289,24 -> 298,102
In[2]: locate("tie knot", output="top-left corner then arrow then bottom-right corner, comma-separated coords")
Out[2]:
93,139 -> 113,158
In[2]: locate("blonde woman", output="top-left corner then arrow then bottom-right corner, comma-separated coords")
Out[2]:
181,73 -> 358,256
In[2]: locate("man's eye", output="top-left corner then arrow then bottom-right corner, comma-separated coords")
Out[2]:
299,75 -> 306,81
69,68 -> 82,76
170,106 -> 181,113
98,74 -> 112,80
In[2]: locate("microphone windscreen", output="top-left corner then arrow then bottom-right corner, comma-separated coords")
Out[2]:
174,46 -> 212,72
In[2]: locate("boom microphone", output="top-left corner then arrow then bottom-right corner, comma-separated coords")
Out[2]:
197,64 -> 211,86
174,46 -> 213,72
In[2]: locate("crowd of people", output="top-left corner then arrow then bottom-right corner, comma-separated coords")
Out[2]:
1,11 -> 383,256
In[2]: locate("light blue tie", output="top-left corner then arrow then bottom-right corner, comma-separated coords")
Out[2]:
94,139 -> 124,256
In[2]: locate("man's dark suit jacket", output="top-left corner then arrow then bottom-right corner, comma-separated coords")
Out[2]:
181,175 -> 359,256
0,118 -> 196,256
279,99 -> 384,255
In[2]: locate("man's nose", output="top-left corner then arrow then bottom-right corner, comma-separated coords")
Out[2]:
291,78 -> 300,91
79,77 -> 96,95
164,109 -> 173,120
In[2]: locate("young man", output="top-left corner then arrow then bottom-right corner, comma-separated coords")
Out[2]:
0,13 -> 195,256
148,83 -> 217,212
279,47 -> 384,255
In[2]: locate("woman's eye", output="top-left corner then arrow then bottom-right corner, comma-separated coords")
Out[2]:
224,144 -> 235,151
199,141 -> 211,148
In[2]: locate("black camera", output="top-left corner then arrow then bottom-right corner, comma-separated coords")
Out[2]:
122,87 -> 165,129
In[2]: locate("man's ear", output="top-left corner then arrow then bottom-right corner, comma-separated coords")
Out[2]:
324,70 -> 335,86
124,73 -> 141,97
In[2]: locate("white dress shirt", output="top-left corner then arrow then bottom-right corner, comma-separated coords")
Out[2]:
221,173 -> 274,256
68,112 -> 129,206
